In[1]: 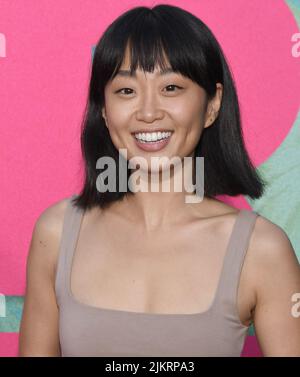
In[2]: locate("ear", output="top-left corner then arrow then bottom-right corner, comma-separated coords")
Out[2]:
204,83 -> 223,129
101,107 -> 106,120
101,107 -> 108,128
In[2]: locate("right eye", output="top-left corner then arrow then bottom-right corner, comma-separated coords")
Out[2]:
115,88 -> 134,95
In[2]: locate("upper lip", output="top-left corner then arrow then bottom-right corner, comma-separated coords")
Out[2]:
131,129 -> 173,134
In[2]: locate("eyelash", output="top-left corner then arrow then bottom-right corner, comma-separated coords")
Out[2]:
115,85 -> 183,96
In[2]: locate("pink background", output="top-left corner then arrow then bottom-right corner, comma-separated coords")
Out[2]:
1,0 -> 299,357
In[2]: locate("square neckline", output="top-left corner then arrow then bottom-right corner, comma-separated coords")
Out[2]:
65,197 -> 246,320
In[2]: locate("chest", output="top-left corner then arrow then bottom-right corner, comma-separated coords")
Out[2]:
69,215 -> 255,325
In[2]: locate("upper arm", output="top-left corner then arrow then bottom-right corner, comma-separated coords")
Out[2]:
18,199 -> 67,357
252,217 -> 300,356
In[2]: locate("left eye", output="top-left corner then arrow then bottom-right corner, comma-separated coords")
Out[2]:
163,85 -> 183,92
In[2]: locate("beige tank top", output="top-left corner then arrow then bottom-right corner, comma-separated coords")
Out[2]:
55,194 -> 259,356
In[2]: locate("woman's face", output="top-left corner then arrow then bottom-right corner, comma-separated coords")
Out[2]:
102,46 -> 222,173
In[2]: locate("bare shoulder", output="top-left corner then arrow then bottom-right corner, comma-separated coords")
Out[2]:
19,196 -> 71,356
248,214 -> 298,266
244,213 -> 300,307
203,199 -> 299,310
35,196 -> 70,234
247,214 -> 300,356
30,196 -> 71,284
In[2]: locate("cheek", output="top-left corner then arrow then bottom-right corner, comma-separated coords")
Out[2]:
177,104 -> 206,150
175,105 -> 204,137
103,90 -> 126,125
105,100 -> 130,131
171,94 -> 205,127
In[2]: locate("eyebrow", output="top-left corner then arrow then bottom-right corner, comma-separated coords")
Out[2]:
115,67 -> 176,78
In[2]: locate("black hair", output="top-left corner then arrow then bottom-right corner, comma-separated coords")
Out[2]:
72,3 -> 267,210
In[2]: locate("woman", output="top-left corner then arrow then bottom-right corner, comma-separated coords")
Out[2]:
19,4 -> 300,356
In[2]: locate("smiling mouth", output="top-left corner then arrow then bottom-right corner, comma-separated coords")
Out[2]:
133,131 -> 173,143
132,131 -> 173,152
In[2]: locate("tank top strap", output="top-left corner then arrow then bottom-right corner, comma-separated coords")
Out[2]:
55,194 -> 84,306
211,209 -> 259,321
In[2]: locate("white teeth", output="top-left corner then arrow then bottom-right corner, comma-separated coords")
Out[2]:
134,131 -> 172,142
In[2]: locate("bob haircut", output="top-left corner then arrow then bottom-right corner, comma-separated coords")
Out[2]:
72,4 -> 267,210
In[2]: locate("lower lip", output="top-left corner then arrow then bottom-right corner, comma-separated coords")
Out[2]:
133,134 -> 173,152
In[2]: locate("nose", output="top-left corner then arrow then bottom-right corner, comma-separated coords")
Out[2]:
135,88 -> 164,123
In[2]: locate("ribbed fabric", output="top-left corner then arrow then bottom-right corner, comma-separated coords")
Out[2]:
55,194 -> 259,357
